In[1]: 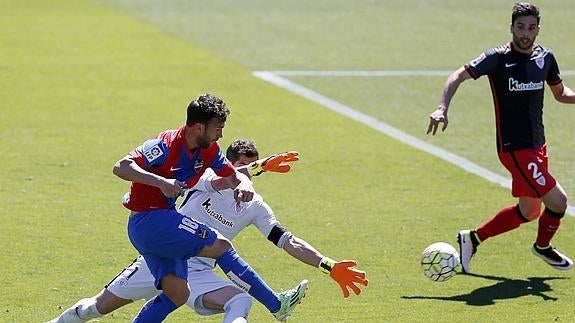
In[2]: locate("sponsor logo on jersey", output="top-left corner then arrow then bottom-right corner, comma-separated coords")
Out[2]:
201,198 -> 234,227
508,77 -> 544,92
194,159 -> 205,173
143,144 -> 164,163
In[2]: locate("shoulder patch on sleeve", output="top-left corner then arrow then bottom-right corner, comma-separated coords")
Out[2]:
469,52 -> 486,67
141,139 -> 168,165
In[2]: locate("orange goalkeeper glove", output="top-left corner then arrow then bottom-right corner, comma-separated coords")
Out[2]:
320,257 -> 368,298
249,151 -> 299,176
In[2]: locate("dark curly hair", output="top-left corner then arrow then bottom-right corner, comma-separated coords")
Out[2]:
512,2 -> 540,24
226,139 -> 259,163
186,93 -> 230,126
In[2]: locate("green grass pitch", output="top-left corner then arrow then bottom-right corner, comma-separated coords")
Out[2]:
2,0 -> 574,322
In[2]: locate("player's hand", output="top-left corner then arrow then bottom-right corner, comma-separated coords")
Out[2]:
250,151 -> 299,176
427,105 -> 449,135
233,180 -> 254,203
159,178 -> 187,198
329,260 -> 369,298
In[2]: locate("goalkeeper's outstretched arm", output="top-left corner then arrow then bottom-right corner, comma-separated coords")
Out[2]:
268,226 -> 368,298
207,151 -> 300,191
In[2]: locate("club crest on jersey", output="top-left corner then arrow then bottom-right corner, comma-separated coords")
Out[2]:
536,175 -> 546,186
235,202 -> 246,214
197,228 -> 210,239
194,160 -> 205,173
143,144 -> 164,163
117,278 -> 128,288
535,57 -> 545,69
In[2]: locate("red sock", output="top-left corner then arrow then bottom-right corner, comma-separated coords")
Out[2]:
476,204 -> 526,242
535,208 -> 563,248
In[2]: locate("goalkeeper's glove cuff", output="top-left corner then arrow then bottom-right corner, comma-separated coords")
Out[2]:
249,151 -> 299,177
250,159 -> 265,177
319,257 -> 336,274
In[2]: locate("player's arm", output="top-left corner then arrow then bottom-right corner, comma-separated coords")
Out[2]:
208,151 -> 300,191
219,170 -> 255,202
549,82 -> 575,104
282,234 -> 324,267
427,66 -> 472,135
267,225 -> 368,298
209,168 -> 252,191
113,155 -> 186,198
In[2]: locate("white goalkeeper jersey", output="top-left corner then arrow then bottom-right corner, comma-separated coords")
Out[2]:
178,168 -> 280,270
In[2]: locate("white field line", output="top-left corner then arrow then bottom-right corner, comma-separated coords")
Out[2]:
253,70 -> 575,216
267,70 -> 575,77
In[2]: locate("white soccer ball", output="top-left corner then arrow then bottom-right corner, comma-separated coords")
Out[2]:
421,242 -> 460,282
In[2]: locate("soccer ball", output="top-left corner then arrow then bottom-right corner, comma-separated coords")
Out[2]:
421,242 -> 460,282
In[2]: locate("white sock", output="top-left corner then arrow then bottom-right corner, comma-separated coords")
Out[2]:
75,297 -> 103,319
223,293 -> 252,323
53,298 -> 103,323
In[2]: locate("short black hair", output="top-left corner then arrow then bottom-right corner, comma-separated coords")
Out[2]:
512,2 -> 540,24
226,139 -> 259,163
186,93 -> 230,126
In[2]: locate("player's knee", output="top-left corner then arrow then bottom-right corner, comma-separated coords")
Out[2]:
518,202 -> 543,220
200,236 -> 234,258
544,201 -> 567,215
216,236 -> 233,252
550,194 -> 567,213
163,289 -> 190,306
161,277 -> 190,306
223,293 -> 252,323
543,186 -> 568,213
95,289 -> 132,314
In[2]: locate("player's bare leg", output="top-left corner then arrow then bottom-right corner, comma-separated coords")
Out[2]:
199,286 -> 252,323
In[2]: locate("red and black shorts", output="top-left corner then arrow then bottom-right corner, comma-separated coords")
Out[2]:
498,145 -> 557,198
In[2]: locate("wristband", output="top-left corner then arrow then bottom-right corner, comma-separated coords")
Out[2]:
319,257 -> 335,274
249,160 -> 265,177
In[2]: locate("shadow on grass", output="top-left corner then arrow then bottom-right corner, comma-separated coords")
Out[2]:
402,273 -> 568,306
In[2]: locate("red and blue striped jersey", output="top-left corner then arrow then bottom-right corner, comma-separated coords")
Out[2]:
122,125 -> 234,212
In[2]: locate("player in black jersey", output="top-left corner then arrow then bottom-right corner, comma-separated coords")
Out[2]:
427,2 -> 575,273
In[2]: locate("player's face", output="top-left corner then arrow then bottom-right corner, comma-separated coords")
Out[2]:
196,118 -> 225,148
233,155 -> 258,167
510,15 -> 539,53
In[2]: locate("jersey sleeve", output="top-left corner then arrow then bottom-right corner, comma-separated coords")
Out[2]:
129,138 -> 169,169
191,168 -> 217,193
251,197 -> 281,238
546,50 -> 563,86
464,47 -> 501,80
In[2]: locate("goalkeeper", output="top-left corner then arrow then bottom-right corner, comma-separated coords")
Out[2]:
48,139 -> 367,323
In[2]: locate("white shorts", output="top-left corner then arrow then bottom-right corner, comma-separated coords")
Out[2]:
105,256 -> 237,316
